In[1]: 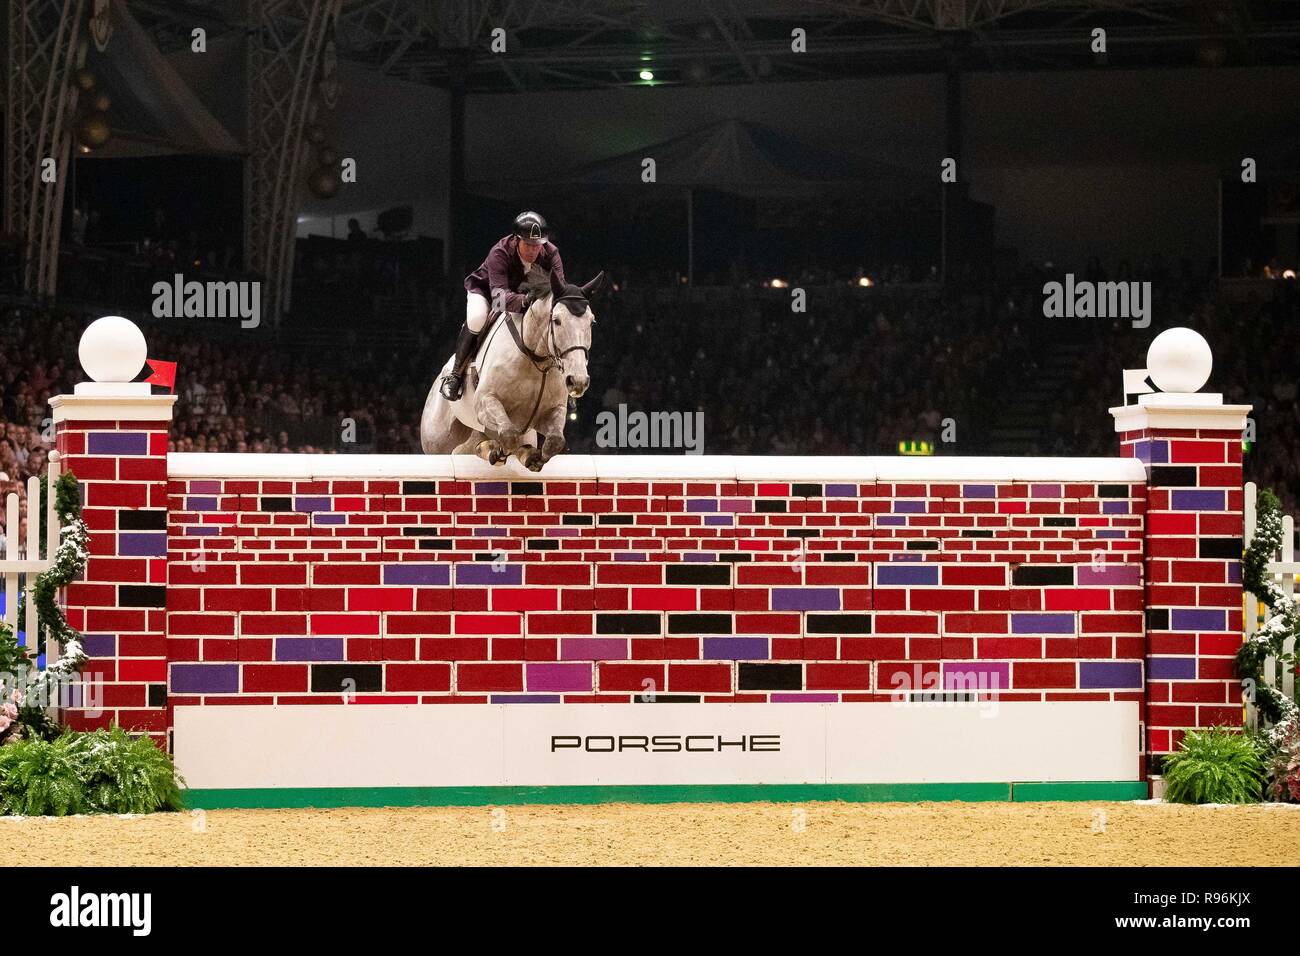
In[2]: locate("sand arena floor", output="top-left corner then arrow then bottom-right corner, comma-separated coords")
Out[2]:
1,800 -> 1298,866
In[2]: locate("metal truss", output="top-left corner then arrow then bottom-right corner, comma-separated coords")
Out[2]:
123,0 -> 1300,92
5,0 -> 89,298
245,0 -> 343,322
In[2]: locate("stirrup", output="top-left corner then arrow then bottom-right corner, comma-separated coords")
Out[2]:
439,373 -> 463,400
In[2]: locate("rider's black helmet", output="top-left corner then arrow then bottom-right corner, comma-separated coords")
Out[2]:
513,211 -> 548,243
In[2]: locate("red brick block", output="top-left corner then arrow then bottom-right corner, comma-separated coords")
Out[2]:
599,662 -> 665,692
240,614 -> 308,635
243,664 -> 309,692
631,587 -> 698,611
118,658 -> 167,682
667,663 -> 731,693
205,588 -> 274,612
314,564 -> 381,585
1011,662 -> 1076,689
310,613 -> 381,636
457,663 -> 523,692
420,637 -> 489,661
806,663 -> 871,690
840,637 -> 906,659
1043,589 -> 1112,611
911,589 -> 974,611
386,664 -> 452,692
348,587 -> 414,612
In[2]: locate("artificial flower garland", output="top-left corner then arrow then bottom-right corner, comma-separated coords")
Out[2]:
0,471 -> 88,739
1235,487 -> 1300,743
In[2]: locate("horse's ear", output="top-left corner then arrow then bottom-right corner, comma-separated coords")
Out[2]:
580,271 -> 608,299
549,269 -> 565,301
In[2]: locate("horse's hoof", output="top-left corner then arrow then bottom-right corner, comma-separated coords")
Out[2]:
526,452 -> 545,472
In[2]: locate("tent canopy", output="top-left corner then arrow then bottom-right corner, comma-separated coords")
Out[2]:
469,118 -> 928,199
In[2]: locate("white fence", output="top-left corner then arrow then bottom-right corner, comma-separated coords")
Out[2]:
0,452 -> 62,656
1244,481 -> 1298,727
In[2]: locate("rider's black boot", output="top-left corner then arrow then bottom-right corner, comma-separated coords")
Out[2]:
439,325 -> 480,400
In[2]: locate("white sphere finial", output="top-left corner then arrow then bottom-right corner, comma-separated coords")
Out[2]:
1147,327 -> 1212,394
79,316 -> 147,383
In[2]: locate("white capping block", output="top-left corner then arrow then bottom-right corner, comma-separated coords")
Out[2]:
1110,403 -> 1252,434
452,453 -> 598,480
873,456 -> 1146,482
168,452 -> 1147,483
49,394 -> 177,423
169,453 -> 456,479
594,455 -> 738,480
733,456 -> 874,482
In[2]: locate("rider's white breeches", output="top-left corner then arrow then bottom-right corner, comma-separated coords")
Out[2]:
466,291 -> 490,333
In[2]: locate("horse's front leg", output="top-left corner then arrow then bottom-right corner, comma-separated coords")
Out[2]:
519,403 -> 568,471
474,391 -> 522,465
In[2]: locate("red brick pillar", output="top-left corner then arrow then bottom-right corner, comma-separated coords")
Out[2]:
49,319 -> 175,743
1113,393 -> 1251,773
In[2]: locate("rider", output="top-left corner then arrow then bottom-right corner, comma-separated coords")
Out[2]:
439,210 -> 567,401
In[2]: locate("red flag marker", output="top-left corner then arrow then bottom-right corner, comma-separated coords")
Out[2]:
144,359 -> 177,392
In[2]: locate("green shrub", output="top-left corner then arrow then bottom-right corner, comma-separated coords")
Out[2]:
1162,726 -> 1265,805
0,727 -> 184,816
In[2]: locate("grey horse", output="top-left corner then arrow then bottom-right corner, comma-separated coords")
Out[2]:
420,268 -> 605,470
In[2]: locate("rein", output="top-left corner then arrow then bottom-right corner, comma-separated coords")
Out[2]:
502,294 -> 590,433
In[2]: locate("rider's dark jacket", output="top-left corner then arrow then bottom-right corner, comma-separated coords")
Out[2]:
464,235 -> 566,314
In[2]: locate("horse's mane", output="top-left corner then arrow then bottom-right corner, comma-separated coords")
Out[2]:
521,268 -> 552,300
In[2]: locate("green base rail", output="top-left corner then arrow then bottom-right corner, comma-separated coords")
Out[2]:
183,780 -> 1149,810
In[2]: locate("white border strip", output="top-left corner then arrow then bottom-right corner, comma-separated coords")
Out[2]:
167,452 -> 1146,483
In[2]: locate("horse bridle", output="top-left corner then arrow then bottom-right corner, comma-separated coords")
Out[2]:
508,294 -> 591,375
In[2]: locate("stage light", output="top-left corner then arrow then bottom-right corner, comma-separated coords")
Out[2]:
769,278 -> 788,288
858,276 -> 873,287
1284,270 -> 1296,280
639,70 -> 654,81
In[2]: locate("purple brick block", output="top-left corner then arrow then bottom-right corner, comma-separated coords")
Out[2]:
704,515 -> 734,526
1134,440 -> 1169,464
687,499 -> 718,512
81,633 -> 116,657
1227,562 -> 1241,583
474,527 -> 505,536
527,663 -> 593,692
546,528 -> 581,537
314,514 -> 346,525
1170,489 -> 1225,511
491,694 -> 561,704
387,564 -> 454,587
294,496 -> 332,512
704,637 -> 769,660
560,638 -> 627,661
963,484 -> 997,499
893,500 -> 926,513
771,693 -> 838,702
877,564 -> 939,586
186,497 -> 218,511
1170,608 -> 1228,632
685,553 -> 718,562
188,480 -> 221,494
943,662 -> 1009,691
876,516 -> 906,526
171,664 -> 239,694
824,484 -> 857,497
1147,657 -> 1197,680
276,638 -> 345,661
1080,661 -> 1144,689
719,499 -> 753,513
120,533 -> 167,557
1096,530 -> 1125,539
449,563 -> 511,586
1102,501 -> 1130,514
616,552 -> 647,561
1077,565 -> 1142,587
474,482 -> 507,495
87,432 -> 149,456
771,588 -> 840,611
1012,613 -> 1075,634
1031,484 -> 1062,498
189,527 -> 218,536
